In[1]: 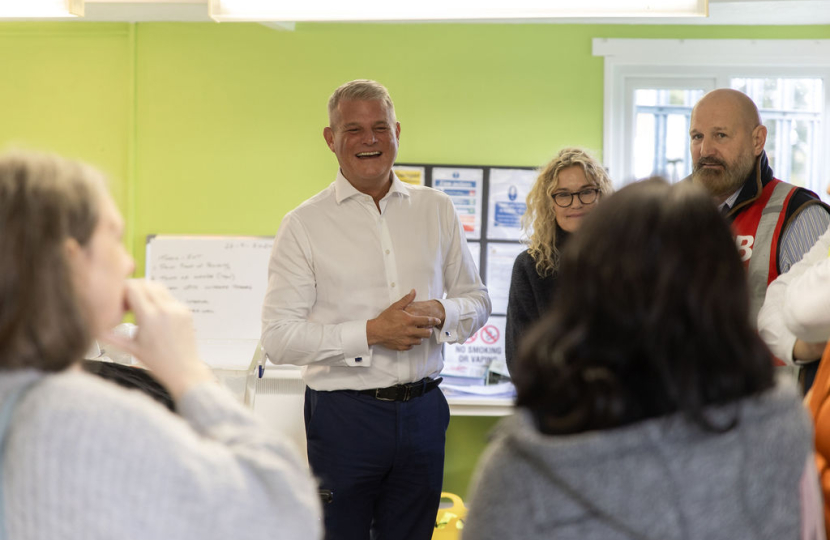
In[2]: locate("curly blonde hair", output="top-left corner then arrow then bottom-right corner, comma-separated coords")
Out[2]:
524,147 -> 613,277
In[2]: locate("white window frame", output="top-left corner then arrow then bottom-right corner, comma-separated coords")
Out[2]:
594,39 -> 830,194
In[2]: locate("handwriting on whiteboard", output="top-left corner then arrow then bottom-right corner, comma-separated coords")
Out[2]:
146,236 -> 274,338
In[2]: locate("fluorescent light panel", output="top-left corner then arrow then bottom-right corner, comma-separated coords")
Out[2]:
209,0 -> 708,22
0,0 -> 83,18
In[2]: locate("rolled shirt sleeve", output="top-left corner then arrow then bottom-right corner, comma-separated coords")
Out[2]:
759,207 -> 830,364
261,212 -> 373,369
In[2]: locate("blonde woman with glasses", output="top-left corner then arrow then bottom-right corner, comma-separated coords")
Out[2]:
505,148 -> 613,377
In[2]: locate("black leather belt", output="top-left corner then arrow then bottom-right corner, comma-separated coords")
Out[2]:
358,377 -> 442,402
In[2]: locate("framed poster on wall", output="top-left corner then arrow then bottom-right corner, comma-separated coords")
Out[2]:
394,162 -> 536,383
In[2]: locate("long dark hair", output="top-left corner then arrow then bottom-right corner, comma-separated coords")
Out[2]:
514,178 -> 774,435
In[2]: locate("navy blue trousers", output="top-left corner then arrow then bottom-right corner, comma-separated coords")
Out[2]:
304,386 -> 450,540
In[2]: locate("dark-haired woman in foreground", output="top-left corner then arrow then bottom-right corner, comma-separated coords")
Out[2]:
0,152 -> 321,540
463,179 -> 822,540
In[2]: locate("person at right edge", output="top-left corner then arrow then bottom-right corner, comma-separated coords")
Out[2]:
688,88 -> 829,392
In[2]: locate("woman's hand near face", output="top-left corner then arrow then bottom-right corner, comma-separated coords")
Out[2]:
101,280 -> 215,401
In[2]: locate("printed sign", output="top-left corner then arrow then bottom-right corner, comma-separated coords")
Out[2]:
487,168 -> 536,241
442,316 -> 506,379
433,167 -> 484,240
485,242 -> 526,315
393,165 -> 426,186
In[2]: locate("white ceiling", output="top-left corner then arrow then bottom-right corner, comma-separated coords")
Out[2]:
21,0 -> 830,25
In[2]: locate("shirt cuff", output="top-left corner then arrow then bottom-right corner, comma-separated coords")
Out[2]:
780,334 -> 797,365
435,299 -> 459,343
341,319 -> 372,367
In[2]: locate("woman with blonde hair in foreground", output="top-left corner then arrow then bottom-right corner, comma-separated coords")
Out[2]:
464,178 -> 822,540
505,147 -> 613,377
0,152 -> 321,540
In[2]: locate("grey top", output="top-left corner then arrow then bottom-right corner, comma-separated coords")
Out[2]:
1,368 -> 321,540
463,381 -> 812,540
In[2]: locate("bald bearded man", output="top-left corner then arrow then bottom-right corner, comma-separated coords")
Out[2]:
689,89 -> 830,389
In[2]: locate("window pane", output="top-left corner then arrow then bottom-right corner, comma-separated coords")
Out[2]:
731,77 -> 823,192
762,78 -> 780,109
633,88 -> 704,181
765,118 -> 779,175
665,114 -> 689,181
666,114 -> 687,161
790,119 -> 814,187
791,80 -> 821,111
635,89 -> 657,106
668,89 -> 686,106
732,78 -> 749,95
633,111 -> 656,179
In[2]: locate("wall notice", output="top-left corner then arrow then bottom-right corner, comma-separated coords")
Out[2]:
433,167 -> 484,240
487,168 -> 535,241
442,316 -> 506,380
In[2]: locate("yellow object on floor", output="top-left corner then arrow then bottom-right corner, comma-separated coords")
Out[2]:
433,492 -> 466,540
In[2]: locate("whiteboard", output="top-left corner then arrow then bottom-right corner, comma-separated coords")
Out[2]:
145,235 -> 274,369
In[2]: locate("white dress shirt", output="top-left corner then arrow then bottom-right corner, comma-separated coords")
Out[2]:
782,251 -> 830,343
261,171 -> 491,391
759,224 -> 830,364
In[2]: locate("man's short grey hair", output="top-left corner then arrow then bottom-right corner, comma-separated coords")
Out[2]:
327,79 -> 396,125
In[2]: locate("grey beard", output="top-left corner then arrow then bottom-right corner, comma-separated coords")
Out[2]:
692,154 -> 757,199
692,167 -> 746,199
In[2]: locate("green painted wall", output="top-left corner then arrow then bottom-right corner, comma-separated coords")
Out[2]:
133,21 -> 830,277
0,23 -> 132,215
3,20 -> 830,499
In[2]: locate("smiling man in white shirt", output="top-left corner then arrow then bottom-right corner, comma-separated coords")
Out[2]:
261,79 -> 491,540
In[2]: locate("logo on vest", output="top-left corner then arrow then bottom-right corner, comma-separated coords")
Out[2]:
736,235 -> 754,262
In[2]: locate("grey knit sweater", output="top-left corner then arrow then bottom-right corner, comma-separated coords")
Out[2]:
463,381 -> 813,540
0,368 -> 321,540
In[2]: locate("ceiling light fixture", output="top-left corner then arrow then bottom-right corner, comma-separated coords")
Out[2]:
0,0 -> 84,18
209,0 -> 707,22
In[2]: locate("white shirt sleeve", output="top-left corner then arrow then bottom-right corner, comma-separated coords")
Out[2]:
435,198 -> 491,344
759,224 -> 830,364
261,213 -> 372,368
783,254 -> 830,344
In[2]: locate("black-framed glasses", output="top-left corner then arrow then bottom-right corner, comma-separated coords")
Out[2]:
552,188 -> 600,208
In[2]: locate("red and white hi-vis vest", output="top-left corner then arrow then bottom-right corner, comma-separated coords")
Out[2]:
730,178 -> 797,321
730,178 -> 797,366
